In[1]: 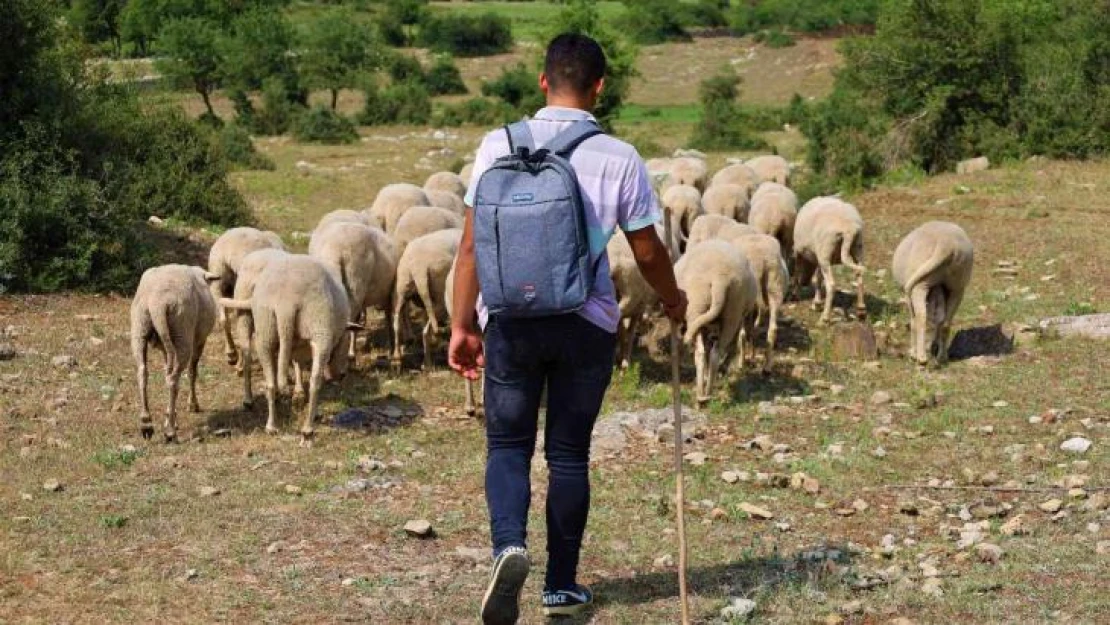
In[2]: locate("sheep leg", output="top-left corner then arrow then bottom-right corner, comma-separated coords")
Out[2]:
240,324 -> 254,409
854,266 -> 867,319
256,335 -> 280,435
938,289 -> 963,365
133,334 -> 153,440
390,299 -> 406,371
421,319 -> 435,371
694,332 -> 709,406
188,346 -> 202,413
220,304 -> 238,366
300,345 -> 325,446
910,283 -> 929,366
620,313 -> 641,370
765,299 -> 779,373
163,339 -> 189,443
706,340 -> 721,403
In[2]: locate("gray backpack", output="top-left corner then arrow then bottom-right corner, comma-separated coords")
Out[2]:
473,120 -> 603,318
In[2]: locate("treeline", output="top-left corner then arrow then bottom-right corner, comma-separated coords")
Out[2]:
801,0 -> 1110,188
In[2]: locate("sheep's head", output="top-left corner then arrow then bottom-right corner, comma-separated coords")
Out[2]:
325,337 -> 351,382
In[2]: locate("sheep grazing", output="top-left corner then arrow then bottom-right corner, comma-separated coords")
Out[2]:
662,184 -> 704,251
687,214 -> 757,249
748,182 -> 799,261
315,209 -> 373,232
793,197 -> 866,324
727,233 -> 789,373
675,240 -> 759,405
207,227 -> 286,366
956,156 -> 990,174
225,248 -> 289,408
605,227 -> 664,370
710,163 -> 762,192
668,157 -> 709,191
424,171 -> 467,199
130,264 -> 218,442
392,228 -> 462,370
445,258 -> 480,417
392,205 -> 464,255
891,221 -> 974,366
220,255 -> 353,442
366,183 -> 430,234
745,155 -> 791,186
701,183 -> 751,222
309,222 -> 399,362
425,189 -> 466,216
458,163 -> 475,188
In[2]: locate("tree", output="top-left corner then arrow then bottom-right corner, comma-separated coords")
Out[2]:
299,8 -> 381,110
69,0 -> 125,55
689,70 -> 767,150
620,0 -> 692,44
155,17 -> 226,121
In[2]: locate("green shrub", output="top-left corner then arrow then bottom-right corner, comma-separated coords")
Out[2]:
424,55 -> 468,95
689,71 -> 769,151
214,124 -> 275,170
619,0 -> 691,44
434,97 -> 517,127
293,105 -> 359,143
730,0 -> 880,35
251,77 -> 301,136
481,63 -> 543,112
418,12 -> 513,57
754,28 -> 796,48
386,52 -> 426,83
358,80 -> 432,126
678,0 -> 728,28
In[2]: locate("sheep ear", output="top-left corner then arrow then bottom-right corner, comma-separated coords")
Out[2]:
203,271 -> 221,282
346,322 -> 365,331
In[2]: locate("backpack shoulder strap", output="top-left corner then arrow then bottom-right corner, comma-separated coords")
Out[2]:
504,121 -> 535,155
543,120 -> 604,157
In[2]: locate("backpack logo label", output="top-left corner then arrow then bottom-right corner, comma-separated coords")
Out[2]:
511,192 -> 534,203
522,283 -> 536,302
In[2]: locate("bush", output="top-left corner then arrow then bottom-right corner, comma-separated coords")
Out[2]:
619,0 -> 691,44
424,55 -> 468,95
678,0 -> 728,29
214,124 -> 275,171
689,71 -> 769,151
293,105 -> 359,143
358,80 -> 432,126
481,63 -> 542,111
434,97 -> 517,127
386,52 -> 426,83
730,0 -> 880,35
418,13 -> 513,57
754,28 -> 796,48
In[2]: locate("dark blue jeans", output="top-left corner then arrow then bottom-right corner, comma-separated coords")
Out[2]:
483,313 -> 616,592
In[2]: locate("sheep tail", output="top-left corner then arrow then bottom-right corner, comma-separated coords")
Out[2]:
219,298 -> 252,311
413,268 -> 439,333
684,278 -> 728,343
902,244 -> 948,296
150,305 -> 177,373
839,226 -> 865,273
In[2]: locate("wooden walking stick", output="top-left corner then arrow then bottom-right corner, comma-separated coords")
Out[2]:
663,207 -> 691,625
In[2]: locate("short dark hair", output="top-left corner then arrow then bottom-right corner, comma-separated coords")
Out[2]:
544,33 -> 606,95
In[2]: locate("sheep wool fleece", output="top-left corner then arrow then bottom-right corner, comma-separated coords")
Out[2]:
465,106 -> 659,593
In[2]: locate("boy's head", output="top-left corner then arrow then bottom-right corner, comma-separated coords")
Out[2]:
541,33 -> 606,109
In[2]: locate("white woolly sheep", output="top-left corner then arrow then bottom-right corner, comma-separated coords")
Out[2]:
687,214 -> 757,249
710,163 -> 762,191
458,163 -> 475,188
675,240 -> 759,405
793,197 -> 866,324
748,182 -> 799,261
391,205 -> 464,254
225,248 -> 289,409
891,221 -> 974,366
207,227 -> 285,366
668,157 -> 709,191
662,184 -> 704,251
444,258 -> 480,417
701,183 -> 751,222
392,228 -> 462,370
315,209 -> 373,232
745,155 -> 791,186
725,232 -> 789,372
366,183 -> 430,234
220,255 -> 353,443
424,171 -> 467,198
605,226 -> 670,369
956,156 -> 990,174
130,264 -> 218,442
309,222 -> 399,362
425,189 -> 466,215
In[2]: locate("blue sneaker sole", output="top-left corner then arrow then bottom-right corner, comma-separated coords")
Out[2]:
481,552 -> 530,625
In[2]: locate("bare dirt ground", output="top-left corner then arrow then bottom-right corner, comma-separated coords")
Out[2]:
2,156 -> 1108,623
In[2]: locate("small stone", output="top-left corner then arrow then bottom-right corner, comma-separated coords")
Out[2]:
872,446 -> 887,458
975,543 -> 1004,564
720,597 -> 756,620
1001,514 -> 1029,537
978,425 -> 995,435
775,521 -> 793,532
1028,415 -> 1043,424
184,568 -> 198,580
721,470 -> 741,484
921,577 -> 944,597
739,502 -> 774,520
198,486 -> 220,497
839,600 -> 863,615
803,476 -> 821,495
710,507 -> 728,520
42,480 -> 62,492
403,519 -> 434,538
830,384 -> 845,395
1096,541 -> 1110,555
341,577 -> 358,587
266,541 -> 283,554
852,498 -> 869,512
1086,523 -> 1100,534
823,616 -> 844,625
0,343 -> 16,360
1068,488 -> 1088,499
979,471 -> 1000,486
148,215 -> 164,225
323,460 -> 343,470
1060,437 -> 1092,454
358,456 -> 386,471
992,400 -> 1009,408
1039,499 -> 1063,513
683,451 -> 707,466
52,354 -> 77,368
653,554 -> 674,568
284,484 -> 302,495
20,492 -> 32,501
870,391 -> 893,405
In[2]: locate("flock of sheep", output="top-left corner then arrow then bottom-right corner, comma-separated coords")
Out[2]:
129,151 -> 974,444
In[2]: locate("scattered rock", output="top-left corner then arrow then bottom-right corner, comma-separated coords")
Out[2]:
720,597 -> 756,620
721,470 -> 744,484
341,577 -> 358,587
683,451 -> 707,466
921,577 -> 944,597
870,390 -> 893,406
1039,499 -> 1063,513
284,484 -> 302,495
852,498 -> 869,512
991,400 -> 1009,408
1038,313 -> 1110,340
403,519 -> 434,538
148,215 -> 164,226
42,480 -> 62,492
839,600 -> 863,615
975,543 -> 1004,564
198,486 -> 221,497
0,343 -> 16,361
52,354 -> 77,368
1097,541 -> 1110,555
1060,437 -> 1092,454
739,502 -> 774,520
653,553 -> 674,568
872,446 -> 887,458
266,541 -> 283,554
183,568 -> 198,581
